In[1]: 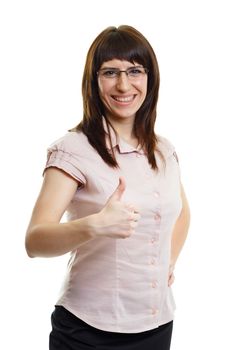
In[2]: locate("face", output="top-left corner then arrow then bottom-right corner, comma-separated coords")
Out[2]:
97,59 -> 148,123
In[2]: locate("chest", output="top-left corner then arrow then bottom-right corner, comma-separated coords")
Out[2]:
67,151 -> 181,223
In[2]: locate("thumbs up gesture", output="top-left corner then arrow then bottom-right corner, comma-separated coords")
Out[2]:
106,176 -> 126,204
94,177 -> 140,239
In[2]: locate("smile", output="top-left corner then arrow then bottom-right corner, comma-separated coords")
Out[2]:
111,95 -> 135,103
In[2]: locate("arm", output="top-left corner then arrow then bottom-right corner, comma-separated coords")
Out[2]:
25,168 -> 140,258
25,168 -> 96,258
168,183 -> 191,286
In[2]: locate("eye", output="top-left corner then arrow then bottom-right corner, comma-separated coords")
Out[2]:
101,69 -> 118,77
128,67 -> 144,76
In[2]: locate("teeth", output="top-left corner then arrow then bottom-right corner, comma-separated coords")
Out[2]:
113,96 -> 134,102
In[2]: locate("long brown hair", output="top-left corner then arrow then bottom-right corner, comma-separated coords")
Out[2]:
71,25 -> 162,169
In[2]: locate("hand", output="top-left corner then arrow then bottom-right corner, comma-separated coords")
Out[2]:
168,264 -> 175,287
93,177 -> 140,239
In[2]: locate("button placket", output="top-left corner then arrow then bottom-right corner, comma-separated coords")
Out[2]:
152,198 -> 162,239
148,191 -> 161,320
151,216 -> 161,245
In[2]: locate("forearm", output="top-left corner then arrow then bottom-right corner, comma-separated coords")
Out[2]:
170,187 -> 190,266
25,214 -> 97,258
25,175 -> 140,258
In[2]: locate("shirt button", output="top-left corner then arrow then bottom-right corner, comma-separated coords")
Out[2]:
150,235 -> 159,243
150,258 -> 156,265
151,281 -> 157,288
151,308 -> 158,315
154,212 -> 161,221
154,191 -> 160,198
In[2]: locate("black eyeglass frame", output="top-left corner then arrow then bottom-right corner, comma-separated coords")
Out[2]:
97,66 -> 149,78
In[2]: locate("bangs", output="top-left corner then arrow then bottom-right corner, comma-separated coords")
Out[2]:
94,31 -> 149,69
81,25 -> 160,169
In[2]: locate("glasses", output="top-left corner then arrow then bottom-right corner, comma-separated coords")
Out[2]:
97,66 -> 148,80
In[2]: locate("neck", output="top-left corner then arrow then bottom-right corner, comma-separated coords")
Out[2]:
105,115 -> 136,142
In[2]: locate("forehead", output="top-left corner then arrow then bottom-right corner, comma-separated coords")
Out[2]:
100,59 -> 141,68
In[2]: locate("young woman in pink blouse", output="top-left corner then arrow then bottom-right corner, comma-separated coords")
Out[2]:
25,25 -> 190,350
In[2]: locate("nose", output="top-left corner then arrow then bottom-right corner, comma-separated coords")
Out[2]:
116,72 -> 131,91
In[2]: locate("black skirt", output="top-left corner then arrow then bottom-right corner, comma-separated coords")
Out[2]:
49,306 -> 173,350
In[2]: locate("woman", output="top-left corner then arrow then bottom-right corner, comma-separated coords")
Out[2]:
25,25 -> 190,350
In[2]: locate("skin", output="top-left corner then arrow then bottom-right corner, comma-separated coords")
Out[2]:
25,59 -> 190,286
25,173 -> 139,257
168,184 -> 190,286
98,59 -> 148,146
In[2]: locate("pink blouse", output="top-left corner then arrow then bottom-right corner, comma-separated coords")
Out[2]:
44,118 -> 182,333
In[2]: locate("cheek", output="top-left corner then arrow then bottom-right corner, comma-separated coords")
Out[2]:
97,80 -> 104,96
97,88 -> 107,108
98,78 -> 113,92
97,85 -> 111,111
139,86 -> 148,103
134,79 -> 148,96
142,79 -> 148,95
97,81 -> 112,103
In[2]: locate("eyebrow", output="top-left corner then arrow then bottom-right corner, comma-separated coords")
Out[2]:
100,65 -> 143,70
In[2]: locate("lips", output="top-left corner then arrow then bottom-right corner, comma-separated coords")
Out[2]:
111,95 -> 135,102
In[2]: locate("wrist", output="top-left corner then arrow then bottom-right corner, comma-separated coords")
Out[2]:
66,214 -> 97,243
82,213 -> 100,239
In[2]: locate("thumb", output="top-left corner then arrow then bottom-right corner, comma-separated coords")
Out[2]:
107,177 -> 126,203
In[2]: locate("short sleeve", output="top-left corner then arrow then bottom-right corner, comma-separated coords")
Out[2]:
44,133 -> 86,185
157,135 -> 179,164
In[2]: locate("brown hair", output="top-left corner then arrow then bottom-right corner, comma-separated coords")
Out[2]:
72,25 -> 162,169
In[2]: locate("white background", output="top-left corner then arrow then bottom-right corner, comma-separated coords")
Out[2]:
1,0 -> 233,349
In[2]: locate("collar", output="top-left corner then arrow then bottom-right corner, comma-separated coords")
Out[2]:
102,116 -> 145,155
